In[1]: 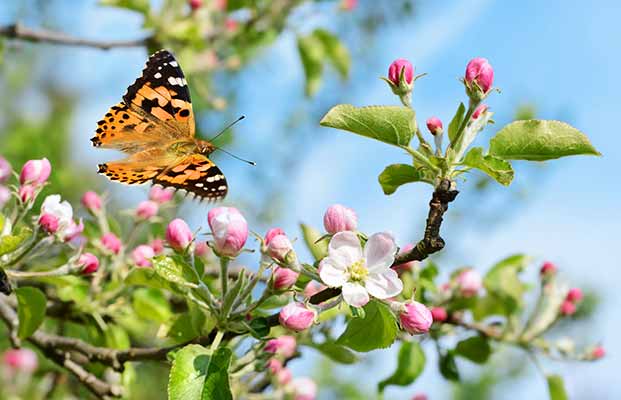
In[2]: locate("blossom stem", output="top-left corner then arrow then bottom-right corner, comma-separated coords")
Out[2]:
232,261 -> 269,312
402,146 -> 439,172
220,257 -> 229,298
210,330 -> 224,352
6,263 -> 72,279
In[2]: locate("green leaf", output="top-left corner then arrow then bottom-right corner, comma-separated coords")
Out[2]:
247,317 -> 270,339
378,164 -> 424,195
313,29 -> 350,79
168,344 -> 211,400
462,147 -> 514,186
489,120 -> 600,161
484,254 -> 530,314
455,335 -> 491,364
202,347 -> 233,400
105,325 -> 130,350
99,0 -> 150,13
448,102 -> 466,143
125,267 -> 178,292
153,256 -> 195,288
15,287 -> 46,339
378,341 -> 426,393
320,104 -> 415,147
439,351 -> 460,381
0,227 -> 32,257
300,223 -> 328,261
132,288 -> 171,323
313,342 -> 358,364
546,374 -> 568,400
297,34 -> 324,96
336,300 -> 398,352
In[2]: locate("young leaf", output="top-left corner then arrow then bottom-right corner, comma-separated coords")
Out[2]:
489,120 -> 600,161
297,34 -> 324,96
153,256 -> 195,288
202,347 -> 233,400
455,335 -> 491,364
300,223 -> 328,261
0,227 -> 32,257
484,254 -> 530,314
546,374 -> 568,400
336,300 -> 398,352
448,102 -> 466,143
313,342 -> 359,364
378,341 -> 426,393
168,344 -> 211,400
99,0 -> 150,13
320,104 -> 415,147
132,288 -> 172,323
438,351 -> 460,381
462,147 -> 514,186
312,29 -> 350,79
15,287 -> 46,339
378,164 -> 424,195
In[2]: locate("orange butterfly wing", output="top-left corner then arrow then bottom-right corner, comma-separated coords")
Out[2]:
153,154 -> 228,201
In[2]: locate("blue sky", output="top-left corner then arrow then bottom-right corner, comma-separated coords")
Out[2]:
2,0 -> 620,398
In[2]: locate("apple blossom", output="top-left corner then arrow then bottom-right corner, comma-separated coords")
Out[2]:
267,234 -> 295,262
471,104 -> 489,119
303,281 -> 326,298
207,207 -> 248,257
78,253 -> 99,274
19,158 -> 51,186
277,368 -> 293,386
40,195 -> 73,236
399,300 -> 433,334
39,213 -> 59,234
0,156 -> 11,182
465,57 -> 494,96
0,185 -> 10,208
264,335 -> 297,358
291,377 -> 317,400
540,261 -> 557,276
272,267 -> 300,291
591,346 -> 605,360
135,200 -> 159,220
101,232 -> 122,254
412,394 -> 428,400
150,238 -> 164,255
63,219 -> 84,242
81,191 -> 102,213
431,306 -> 448,322
323,204 -> 357,234
188,0 -> 202,10
388,58 -> 414,86
2,348 -> 38,373
18,184 -> 35,203
149,186 -> 174,204
265,228 -> 285,246
456,268 -> 482,297
566,288 -> 583,303
166,218 -> 193,251
132,245 -> 155,268
279,303 -> 316,332
319,231 -> 402,307
560,300 -> 576,316
194,241 -> 210,257
426,116 -> 443,136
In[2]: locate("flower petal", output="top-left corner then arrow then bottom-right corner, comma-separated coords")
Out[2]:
319,258 -> 348,288
328,231 -> 363,267
342,282 -> 370,307
365,269 -> 403,299
364,232 -> 397,273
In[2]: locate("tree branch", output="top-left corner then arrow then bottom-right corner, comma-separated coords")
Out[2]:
0,23 -> 150,50
310,179 -> 459,305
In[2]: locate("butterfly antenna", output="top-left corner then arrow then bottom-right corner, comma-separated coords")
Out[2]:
213,146 -> 256,166
209,115 -> 245,142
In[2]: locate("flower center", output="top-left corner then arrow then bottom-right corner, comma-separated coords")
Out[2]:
348,259 -> 368,282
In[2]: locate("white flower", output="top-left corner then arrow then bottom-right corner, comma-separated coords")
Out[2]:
40,195 -> 73,233
319,231 -> 403,307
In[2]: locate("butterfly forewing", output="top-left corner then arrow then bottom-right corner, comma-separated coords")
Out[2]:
153,154 -> 228,201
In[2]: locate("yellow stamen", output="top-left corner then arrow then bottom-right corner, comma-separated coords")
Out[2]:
348,259 -> 368,282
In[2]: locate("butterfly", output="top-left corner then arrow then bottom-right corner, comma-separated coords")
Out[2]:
91,49 -> 228,201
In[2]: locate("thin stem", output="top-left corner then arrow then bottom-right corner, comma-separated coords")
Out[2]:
220,257 -> 230,299
6,263 -> 72,279
403,146 -> 439,172
210,330 -> 224,352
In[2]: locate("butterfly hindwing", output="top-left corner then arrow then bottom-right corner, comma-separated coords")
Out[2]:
97,148 -> 175,185
153,154 -> 228,201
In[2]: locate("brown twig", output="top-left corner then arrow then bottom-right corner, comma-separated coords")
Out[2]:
0,23 -> 150,50
310,179 -> 459,305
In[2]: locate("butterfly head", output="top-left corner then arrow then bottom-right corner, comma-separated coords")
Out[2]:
195,139 -> 216,155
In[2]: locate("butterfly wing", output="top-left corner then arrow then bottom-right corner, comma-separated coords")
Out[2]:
91,50 -> 195,152
153,154 -> 228,201
97,148 -> 176,185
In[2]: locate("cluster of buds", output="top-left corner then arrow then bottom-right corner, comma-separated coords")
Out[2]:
18,158 -> 51,203
38,194 -> 84,242
560,287 -> 583,316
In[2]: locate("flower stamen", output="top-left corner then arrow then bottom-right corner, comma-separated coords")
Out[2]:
348,259 -> 368,282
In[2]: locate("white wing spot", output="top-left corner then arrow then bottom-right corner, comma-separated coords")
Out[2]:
218,185 -> 226,191
154,72 -> 162,79
195,183 -> 204,187
170,61 -> 178,67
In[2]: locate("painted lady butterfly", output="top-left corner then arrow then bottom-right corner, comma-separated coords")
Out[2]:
91,50 -> 228,201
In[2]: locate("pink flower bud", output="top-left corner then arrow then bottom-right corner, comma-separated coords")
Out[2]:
303,281 -> 326,298
456,268 -> 482,297
471,104 -> 488,119
279,303 -> 316,332
0,185 -> 10,208
149,186 -> 174,204
207,207 -> 248,257
292,377 -> 317,400
591,346 -> 605,360
426,116 -> 443,136
81,191 -> 102,212
399,301 -> 433,335
2,348 -> 38,373
388,59 -> 414,86
188,0 -> 202,10
264,335 -> 297,358
272,267 -> 300,291
225,19 -> 238,32
566,288 -> 583,303
194,241 -> 210,258
268,234 -> 294,262
323,204 -> 357,234
18,184 -> 36,203
101,232 -> 122,254
277,368 -> 293,386
135,200 -> 159,220
214,0 -> 227,11
392,243 -> 417,272
465,57 -> 494,94
267,358 -> 283,374
540,261 -> 557,276
78,253 -> 99,274
39,213 -> 59,234
0,156 -> 11,183
265,228 -> 285,246
19,158 -> 51,186
63,219 -> 84,242
560,300 -> 576,316
132,245 -> 155,268
150,238 -> 164,255
166,218 -> 193,251
412,394 -> 428,400
431,306 -> 448,323
340,0 -> 357,11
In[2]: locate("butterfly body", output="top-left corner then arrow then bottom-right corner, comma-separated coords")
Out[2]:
92,50 -> 228,201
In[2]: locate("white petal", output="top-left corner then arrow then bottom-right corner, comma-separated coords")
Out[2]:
364,232 -> 397,273
365,269 -> 403,299
342,282 -> 370,307
319,258 -> 347,287
328,231 -> 363,267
